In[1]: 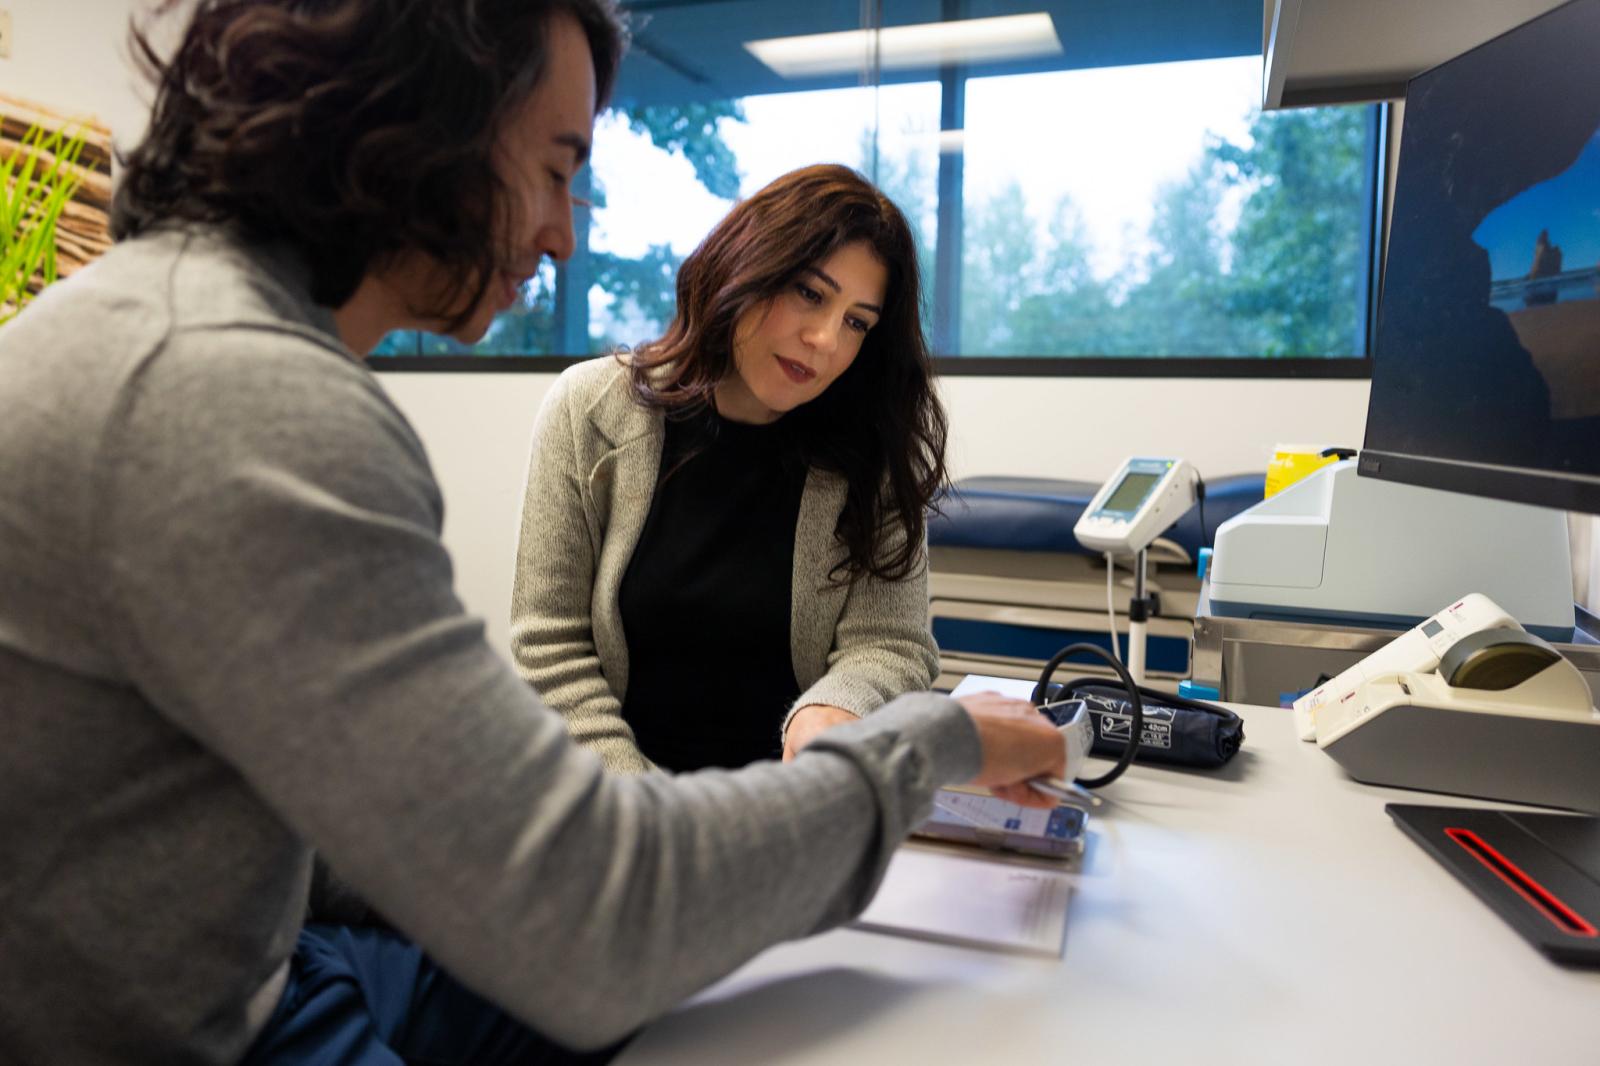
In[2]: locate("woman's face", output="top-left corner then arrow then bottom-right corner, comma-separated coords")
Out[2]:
716,240 -> 889,425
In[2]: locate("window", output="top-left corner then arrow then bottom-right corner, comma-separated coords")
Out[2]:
372,0 -> 1383,375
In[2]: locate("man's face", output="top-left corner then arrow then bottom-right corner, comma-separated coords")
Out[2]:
388,14 -> 597,344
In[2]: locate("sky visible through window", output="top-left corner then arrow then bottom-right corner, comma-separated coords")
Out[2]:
591,55 -> 1258,303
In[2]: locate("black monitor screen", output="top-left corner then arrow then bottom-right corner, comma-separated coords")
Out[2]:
1361,0 -> 1600,513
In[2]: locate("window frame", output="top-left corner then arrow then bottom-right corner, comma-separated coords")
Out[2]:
369,92 -> 1392,379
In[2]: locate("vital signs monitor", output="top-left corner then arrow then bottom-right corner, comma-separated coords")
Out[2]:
1073,457 -> 1198,684
1074,458 -> 1199,555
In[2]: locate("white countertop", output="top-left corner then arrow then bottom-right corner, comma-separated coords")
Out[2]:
617,686 -> 1600,1065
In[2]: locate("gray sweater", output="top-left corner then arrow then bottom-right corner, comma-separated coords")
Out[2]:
0,226 -> 979,1066
510,357 -> 941,773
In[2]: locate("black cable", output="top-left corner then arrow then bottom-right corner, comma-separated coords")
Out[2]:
1031,642 -> 1144,789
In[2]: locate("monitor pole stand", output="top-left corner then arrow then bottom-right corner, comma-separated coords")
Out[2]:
1127,548 -> 1150,686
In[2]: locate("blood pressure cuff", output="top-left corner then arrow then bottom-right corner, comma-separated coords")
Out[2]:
1040,678 -> 1244,769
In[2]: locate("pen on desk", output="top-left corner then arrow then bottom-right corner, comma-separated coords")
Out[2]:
1028,775 -> 1100,807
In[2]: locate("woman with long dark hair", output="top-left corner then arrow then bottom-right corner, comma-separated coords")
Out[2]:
512,163 -> 951,772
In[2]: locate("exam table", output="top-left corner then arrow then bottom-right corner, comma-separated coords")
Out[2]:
926,474 -> 1264,690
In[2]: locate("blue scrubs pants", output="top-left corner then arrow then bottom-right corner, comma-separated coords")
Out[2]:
242,924 -> 630,1066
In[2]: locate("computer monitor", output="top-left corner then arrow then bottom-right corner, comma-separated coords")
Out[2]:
1359,0 -> 1600,515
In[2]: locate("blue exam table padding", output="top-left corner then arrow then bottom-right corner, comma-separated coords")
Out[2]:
929,474 -> 1265,560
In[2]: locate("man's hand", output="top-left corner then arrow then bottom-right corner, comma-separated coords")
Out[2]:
783,704 -> 860,761
957,691 -> 1066,808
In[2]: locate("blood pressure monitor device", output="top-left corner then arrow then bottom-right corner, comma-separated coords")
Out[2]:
1074,457 -> 1199,555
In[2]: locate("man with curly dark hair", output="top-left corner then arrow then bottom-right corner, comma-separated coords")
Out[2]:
0,2 -> 1068,1064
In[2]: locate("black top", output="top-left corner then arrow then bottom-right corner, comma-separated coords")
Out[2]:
618,409 -> 809,771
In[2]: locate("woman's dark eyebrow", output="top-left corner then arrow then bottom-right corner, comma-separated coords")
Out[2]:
804,267 -> 882,314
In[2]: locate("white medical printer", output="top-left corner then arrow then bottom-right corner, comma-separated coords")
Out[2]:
1206,460 -> 1574,641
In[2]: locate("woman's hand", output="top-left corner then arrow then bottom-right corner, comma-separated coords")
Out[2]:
783,704 -> 861,761
957,691 -> 1067,808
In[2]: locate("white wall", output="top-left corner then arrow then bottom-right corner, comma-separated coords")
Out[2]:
1,0 -> 155,152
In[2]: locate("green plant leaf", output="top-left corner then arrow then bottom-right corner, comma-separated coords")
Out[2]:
0,115 -> 87,320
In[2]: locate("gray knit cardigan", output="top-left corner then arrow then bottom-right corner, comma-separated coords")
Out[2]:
509,356 -> 940,773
